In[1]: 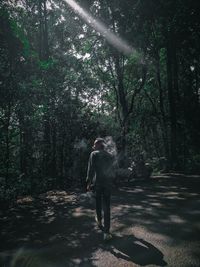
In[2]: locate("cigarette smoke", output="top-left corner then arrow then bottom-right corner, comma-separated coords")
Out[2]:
74,138 -> 88,150
104,136 -> 118,157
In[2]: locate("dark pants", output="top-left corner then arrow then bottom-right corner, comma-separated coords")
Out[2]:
95,186 -> 111,233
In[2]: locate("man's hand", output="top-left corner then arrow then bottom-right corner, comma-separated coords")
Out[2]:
87,184 -> 91,191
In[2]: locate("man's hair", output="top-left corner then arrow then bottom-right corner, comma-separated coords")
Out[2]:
93,138 -> 105,149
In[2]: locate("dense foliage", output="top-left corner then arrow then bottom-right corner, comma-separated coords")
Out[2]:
0,0 -> 200,203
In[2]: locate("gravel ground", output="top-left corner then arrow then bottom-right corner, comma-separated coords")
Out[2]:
0,174 -> 200,267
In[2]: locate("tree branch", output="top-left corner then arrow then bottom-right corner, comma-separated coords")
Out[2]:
127,64 -> 147,117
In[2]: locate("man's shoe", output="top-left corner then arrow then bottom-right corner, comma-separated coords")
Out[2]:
95,216 -> 103,230
103,233 -> 113,241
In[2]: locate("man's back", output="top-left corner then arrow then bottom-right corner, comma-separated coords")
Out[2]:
87,149 -> 113,187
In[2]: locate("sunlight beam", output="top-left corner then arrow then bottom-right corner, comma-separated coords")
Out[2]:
64,0 -> 134,55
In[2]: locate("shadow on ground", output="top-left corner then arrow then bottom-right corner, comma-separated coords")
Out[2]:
105,235 -> 167,266
0,190 -> 100,266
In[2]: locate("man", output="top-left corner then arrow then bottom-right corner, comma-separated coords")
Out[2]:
86,138 -> 113,241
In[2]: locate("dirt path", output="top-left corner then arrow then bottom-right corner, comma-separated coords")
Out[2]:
0,175 -> 200,267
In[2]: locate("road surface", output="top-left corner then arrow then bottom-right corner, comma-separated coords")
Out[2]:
0,174 -> 200,267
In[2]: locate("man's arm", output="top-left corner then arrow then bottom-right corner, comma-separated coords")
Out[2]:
86,152 -> 95,190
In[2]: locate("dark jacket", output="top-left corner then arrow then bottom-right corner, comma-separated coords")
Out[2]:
86,149 -> 114,188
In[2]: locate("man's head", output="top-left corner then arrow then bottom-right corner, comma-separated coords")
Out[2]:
93,138 -> 105,150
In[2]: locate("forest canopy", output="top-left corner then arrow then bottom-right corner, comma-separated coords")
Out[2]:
0,0 -> 200,202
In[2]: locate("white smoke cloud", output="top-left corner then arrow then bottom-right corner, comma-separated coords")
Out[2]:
74,138 -> 88,150
104,136 -> 118,157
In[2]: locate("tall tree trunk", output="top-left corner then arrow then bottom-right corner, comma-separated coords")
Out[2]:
166,28 -> 177,170
43,0 -> 49,60
5,103 -> 11,184
51,122 -> 57,177
43,113 -> 51,177
38,0 -> 49,60
38,0 -> 43,60
114,53 -> 129,157
155,53 -> 170,168
19,114 -> 27,175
